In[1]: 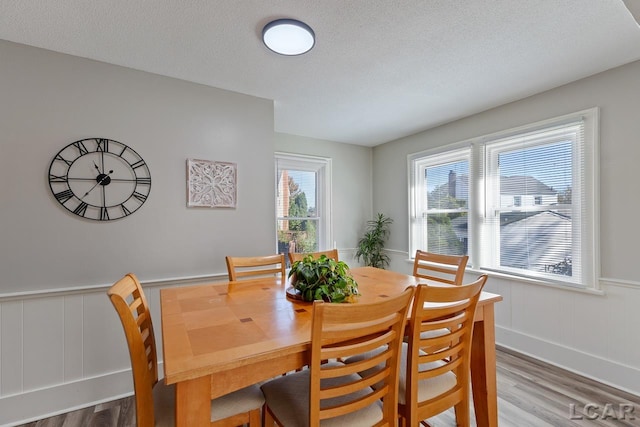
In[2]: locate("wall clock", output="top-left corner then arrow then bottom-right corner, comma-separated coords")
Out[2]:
48,138 -> 151,221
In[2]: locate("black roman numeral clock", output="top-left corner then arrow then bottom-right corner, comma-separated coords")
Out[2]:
48,138 -> 151,221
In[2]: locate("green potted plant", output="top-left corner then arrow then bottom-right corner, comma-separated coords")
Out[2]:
288,254 -> 359,303
355,213 -> 393,269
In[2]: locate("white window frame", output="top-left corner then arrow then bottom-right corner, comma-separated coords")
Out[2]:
409,147 -> 472,257
275,152 -> 332,253
408,108 -> 599,290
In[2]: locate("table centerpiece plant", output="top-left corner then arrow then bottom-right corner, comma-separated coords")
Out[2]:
288,254 -> 360,303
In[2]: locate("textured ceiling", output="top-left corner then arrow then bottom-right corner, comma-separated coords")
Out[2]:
1,0 -> 640,146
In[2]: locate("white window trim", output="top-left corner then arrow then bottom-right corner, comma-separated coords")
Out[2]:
407,108 -> 600,290
408,147 -> 471,257
275,152 -> 333,252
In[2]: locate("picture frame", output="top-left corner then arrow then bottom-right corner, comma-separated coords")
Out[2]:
187,158 -> 237,208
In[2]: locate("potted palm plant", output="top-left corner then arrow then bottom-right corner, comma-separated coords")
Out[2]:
288,254 -> 359,303
355,213 -> 393,269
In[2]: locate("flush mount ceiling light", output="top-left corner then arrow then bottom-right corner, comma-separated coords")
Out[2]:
262,19 -> 315,56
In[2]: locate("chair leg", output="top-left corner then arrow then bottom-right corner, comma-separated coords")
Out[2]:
454,400 -> 471,427
248,407 -> 261,426
263,405 -> 276,426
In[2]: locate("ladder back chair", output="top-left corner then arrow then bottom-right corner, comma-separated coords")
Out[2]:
288,248 -> 339,265
398,274 -> 488,427
412,250 -> 469,285
261,287 -> 415,427
107,273 -> 264,427
225,254 -> 286,290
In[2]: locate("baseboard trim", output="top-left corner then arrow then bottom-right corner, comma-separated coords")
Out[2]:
496,326 -> 640,397
0,369 -> 134,426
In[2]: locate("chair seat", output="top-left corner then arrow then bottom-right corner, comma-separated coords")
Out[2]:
396,343 -> 456,405
341,345 -> 387,389
342,343 -> 456,405
261,362 -> 383,427
153,381 -> 265,426
403,327 -> 450,350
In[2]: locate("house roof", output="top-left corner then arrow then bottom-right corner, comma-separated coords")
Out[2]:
501,176 -> 557,195
500,211 -> 572,272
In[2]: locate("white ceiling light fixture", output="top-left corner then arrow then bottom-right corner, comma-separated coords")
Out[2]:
262,19 -> 315,56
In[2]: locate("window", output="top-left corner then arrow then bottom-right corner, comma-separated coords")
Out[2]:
275,153 -> 332,263
410,149 -> 470,256
409,108 -> 598,288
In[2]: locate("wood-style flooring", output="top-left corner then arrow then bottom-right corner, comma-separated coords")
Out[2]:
16,347 -> 640,427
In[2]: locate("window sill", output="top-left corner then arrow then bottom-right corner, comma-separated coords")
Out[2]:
466,267 -> 605,296
402,257 -> 605,296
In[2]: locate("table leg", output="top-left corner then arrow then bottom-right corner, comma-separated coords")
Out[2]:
175,376 -> 210,427
471,304 -> 498,427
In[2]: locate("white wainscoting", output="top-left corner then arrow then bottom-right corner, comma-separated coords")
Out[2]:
2,255 -> 639,425
491,276 -> 640,396
0,274 -> 226,427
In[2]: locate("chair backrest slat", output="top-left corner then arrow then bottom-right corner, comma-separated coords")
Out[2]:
412,250 -> 469,285
288,248 -> 339,265
225,254 -> 286,289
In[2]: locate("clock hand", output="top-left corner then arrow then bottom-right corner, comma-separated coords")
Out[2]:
93,161 -> 102,175
82,170 -> 113,199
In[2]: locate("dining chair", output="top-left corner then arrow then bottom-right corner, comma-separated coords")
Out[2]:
260,286 -> 415,427
288,248 -> 339,265
412,250 -> 469,285
398,274 -> 488,427
107,273 -> 265,427
225,254 -> 286,289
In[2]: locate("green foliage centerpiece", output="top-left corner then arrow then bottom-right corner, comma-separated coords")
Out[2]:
288,254 -> 360,303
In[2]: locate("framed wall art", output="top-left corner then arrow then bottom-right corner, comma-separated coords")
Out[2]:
187,159 -> 237,208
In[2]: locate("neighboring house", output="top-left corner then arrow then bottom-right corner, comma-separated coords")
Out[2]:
498,176 -> 570,274
447,169 -> 469,200
500,175 -> 558,207
432,173 -> 570,275
445,173 -> 558,208
276,169 -> 290,229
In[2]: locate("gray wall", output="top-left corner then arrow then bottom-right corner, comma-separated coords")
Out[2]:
372,59 -> 640,394
0,40 -> 374,425
0,40 -> 275,294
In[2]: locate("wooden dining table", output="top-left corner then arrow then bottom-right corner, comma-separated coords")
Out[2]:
160,266 -> 502,427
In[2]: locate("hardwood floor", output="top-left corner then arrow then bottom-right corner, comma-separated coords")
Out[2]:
15,395 -> 136,427
16,347 -> 640,427
429,347 -> 640,427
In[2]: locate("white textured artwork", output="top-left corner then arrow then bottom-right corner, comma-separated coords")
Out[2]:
187,159 -> 237,208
